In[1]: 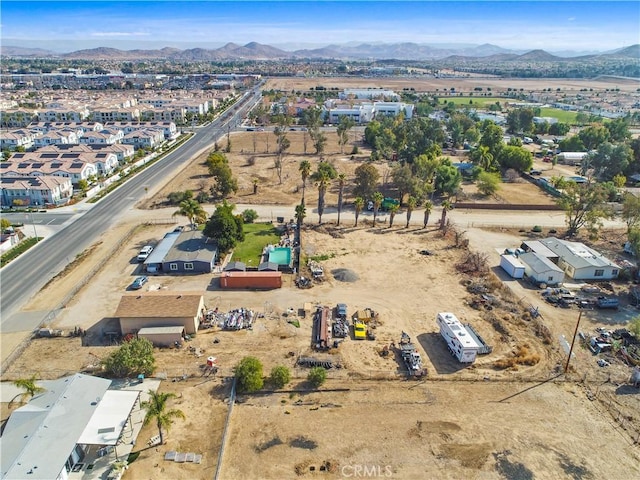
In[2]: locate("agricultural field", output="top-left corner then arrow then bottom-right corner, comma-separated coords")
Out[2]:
440,96 -> 505,107
538,107 -> 580,124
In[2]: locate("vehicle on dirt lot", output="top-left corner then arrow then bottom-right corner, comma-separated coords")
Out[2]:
131,275 -> 148,290
353,321 -> 367,340
137,245 -> 154,262
596,296 -> 619,309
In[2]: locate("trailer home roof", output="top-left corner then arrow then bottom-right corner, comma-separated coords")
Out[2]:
437,312 -> 479,348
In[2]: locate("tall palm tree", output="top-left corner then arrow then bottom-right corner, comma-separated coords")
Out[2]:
477,145 -> 495,172
388,203 -> 400,228
316,173 -> 330,224
405,196 -> 417,228
336,173 -> 346,226
423,200 -> 433,229
11,375 -> 45,405
173,198 -> 207,230
299,160 -> 312,204
354,197 -> 364,227
295,202 -> 307,228
440,200 -> 452,229
141,390 -> 185,445
372,192 -> 384,226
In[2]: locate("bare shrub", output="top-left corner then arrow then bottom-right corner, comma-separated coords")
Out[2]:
533,319 -> 553,345
504,169 -> 520,183
247,156 -> 257,166
456,251 -> 489,275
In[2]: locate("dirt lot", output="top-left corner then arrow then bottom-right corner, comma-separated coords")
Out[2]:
265,76 -> 640,94
3,128 -> 640,477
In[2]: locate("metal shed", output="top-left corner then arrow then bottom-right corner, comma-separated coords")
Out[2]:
138,326 -> 185,347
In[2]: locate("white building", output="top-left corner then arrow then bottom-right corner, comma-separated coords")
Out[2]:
340,89 -> 399,101
539,237 -> 620,281
1,175 -> 73,206
518,252 -> 565,286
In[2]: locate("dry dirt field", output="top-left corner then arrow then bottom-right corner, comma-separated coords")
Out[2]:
3,126 -> 640,478
265,76 -> 640,94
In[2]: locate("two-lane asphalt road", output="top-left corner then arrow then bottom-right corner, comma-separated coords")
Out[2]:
0,86 -> 262,326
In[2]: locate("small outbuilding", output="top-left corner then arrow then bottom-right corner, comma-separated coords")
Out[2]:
137,325 -> 185,347
225,261 -> 246,272
500,254 -> 525,279
518,252 -> 565,286
115,291 -> 205,335
258,261 -> 279,271
219,271 -> 282,289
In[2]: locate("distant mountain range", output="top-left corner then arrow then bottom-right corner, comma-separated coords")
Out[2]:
2,42 -> 639,62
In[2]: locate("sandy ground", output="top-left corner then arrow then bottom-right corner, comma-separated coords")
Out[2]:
3,126 -> 640,478
264,76 -> 640,94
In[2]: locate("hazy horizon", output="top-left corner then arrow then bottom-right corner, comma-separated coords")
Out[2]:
2,1 -> 639,54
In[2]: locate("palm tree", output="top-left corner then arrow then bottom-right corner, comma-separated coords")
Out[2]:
141,390 -> 185,445
354,197 -> 364,227
173,198 -> 207,229
11,375 -> 45,405
404,196 -> 416,228
372,192 -> 384,226
388,203 -> 400,228
423,200 -> 433,229
477,145 -> 494,172
295,202 -> 306,228
316,173 -> 330,224
336,173 -> 346,226
299,160 -> 312,204
440,200 -> 452,229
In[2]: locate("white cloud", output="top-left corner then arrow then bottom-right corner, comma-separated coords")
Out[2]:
568,17 -> 576,21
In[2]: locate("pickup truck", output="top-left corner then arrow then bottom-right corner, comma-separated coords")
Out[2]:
353,321 -> 367,340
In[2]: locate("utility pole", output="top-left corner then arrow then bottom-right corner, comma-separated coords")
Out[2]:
564,311 -> 582,374
30,209 -> 39,242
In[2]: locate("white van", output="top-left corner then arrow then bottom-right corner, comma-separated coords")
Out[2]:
137,245 -> 154,262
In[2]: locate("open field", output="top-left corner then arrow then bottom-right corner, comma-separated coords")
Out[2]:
538,107 -> 580,124
264,76 -> 640,94
440,96 -> 504,107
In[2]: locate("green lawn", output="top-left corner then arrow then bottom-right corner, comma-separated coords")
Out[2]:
231,223 -> 281,265
538,107 -> 579,124
440,97 -> 506,107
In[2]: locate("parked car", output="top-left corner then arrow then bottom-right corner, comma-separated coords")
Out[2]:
137,245 -> 154,262
130,276 -> 148,290
529,169 -> 542,176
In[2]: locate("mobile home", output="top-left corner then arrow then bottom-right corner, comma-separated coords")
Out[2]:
436,312 -> 480,364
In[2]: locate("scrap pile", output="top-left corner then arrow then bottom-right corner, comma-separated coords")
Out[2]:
221,308 -> 255,330
582,327 -> 640,366
307,260 -> 324,280
332,303 -> 349,338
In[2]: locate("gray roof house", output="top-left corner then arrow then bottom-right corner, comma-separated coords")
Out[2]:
1,373 -> 140,480
518,252 -> 565,286
144,230 -> 217,274
539,237 -> 620,281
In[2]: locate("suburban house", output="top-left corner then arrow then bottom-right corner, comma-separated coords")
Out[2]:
518,252 -> 565,286
0,130 -> 37,151
1,159 -> 98,186
104,121 -> 177,139
143,230 -> 218,274
121,128 -> 165,149
0,373 -> 141,480
33,129 -> 80,148
0,109 -> 38,128
40,143 -> 135,163
1,175 -> 73,207
539,237 -> 620,281
91,107 -> 141,123
115,291 -> 205,335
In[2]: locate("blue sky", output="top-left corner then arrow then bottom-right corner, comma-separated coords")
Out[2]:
2,1 -> 639,52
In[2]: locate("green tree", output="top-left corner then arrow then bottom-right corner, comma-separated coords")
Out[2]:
11,375 -> 45,404
337,115 -> 355,153
405,196 -> 416,228
353,163 -> 380,201
476,170 -> 501,196
556,180 -> 611,237
392,163 -> 416,205
173,198 -> 207,229
629,316 -> 640,338
315,171 -> 330,224
478,122 -> 504,159
473,145 -> 496,172
440,200 -> 453,229
307,366 -> 327,388
388,203 -> 400,228
77,179 -> 89,193
605,117 -> 631,143
103,337 -> 156,377
242,209 -> 259,223
559,136 -> 586,152
203,200 -> 244,252
622,192 -> 640,233
336,173 -> 346,226
167,190 -> 193,206
372,192 -> 384,226
273,125 -> 291,184
423,200 -> 433,229
497,145 -> 533,172
295,202 -> 306,229
141,390 -> 185,445
588,142 -> 633,181
269,365 -> 291,389
299,160 -> 312,204
1,218 -> 11,231
434,162 -> 462,197
207,151 -> 238,198
578,124 -> 610,150
235,356 -> 264,393
354,197 -> 365,227
549,122 -> 570,136
310,127 -> 327,155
